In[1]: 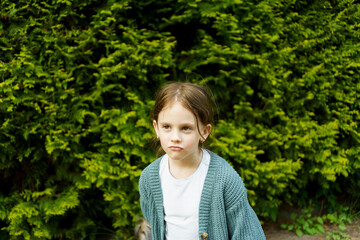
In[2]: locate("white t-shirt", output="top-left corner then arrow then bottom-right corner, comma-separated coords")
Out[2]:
159,149 -> 210,240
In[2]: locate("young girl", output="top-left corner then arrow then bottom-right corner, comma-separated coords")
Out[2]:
139,82 -> 266,240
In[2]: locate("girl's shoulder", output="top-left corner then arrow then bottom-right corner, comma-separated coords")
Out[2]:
206,150 -> 247,204
206,150 -> 239,174
140,156 -> 163,180
206,150 -> 245,185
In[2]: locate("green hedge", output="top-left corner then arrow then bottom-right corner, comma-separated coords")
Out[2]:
1,0 -> 359,239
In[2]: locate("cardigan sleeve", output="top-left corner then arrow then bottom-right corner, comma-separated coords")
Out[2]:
224,169 -> 266,239
139,162 -> 165,240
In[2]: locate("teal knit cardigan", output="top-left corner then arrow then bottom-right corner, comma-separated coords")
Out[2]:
139,150 -> 266,240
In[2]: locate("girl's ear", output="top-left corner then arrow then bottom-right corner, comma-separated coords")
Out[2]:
201,124 -> 212,141
153,120 -> 159,138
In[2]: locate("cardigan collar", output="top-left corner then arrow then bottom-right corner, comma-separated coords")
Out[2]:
148,157 -> 165,240
198,150 -> 220,235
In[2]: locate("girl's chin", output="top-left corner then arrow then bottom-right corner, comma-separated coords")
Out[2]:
166,152 -> 182,158
166,152 -> 186,161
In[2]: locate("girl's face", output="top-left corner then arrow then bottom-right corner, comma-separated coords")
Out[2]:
153,101 -> 211,164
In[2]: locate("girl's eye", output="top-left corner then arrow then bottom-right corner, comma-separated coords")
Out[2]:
163,125 -> 170,129
183,126 -> 191,131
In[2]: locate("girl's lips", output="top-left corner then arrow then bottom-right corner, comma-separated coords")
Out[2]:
169,146 -> 183,150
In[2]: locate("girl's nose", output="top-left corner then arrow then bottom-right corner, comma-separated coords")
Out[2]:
171,130 -> 181,142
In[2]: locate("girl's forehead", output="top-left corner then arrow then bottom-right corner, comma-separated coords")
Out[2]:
159,101 -> 196,121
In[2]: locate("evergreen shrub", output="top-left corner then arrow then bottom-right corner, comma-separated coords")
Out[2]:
0,0 -> 359,238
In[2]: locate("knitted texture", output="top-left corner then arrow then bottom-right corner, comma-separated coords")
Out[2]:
139,150 -> 266,240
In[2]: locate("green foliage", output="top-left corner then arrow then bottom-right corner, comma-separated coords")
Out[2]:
326,230 -> 351,240
1,0 -> 359,238
281,204 -> 353,238
281,206 -> 326,236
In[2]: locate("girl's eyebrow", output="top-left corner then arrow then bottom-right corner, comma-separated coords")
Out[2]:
159,121 -> 195,126
159,121 -> 171,125
180,122 -> 196,127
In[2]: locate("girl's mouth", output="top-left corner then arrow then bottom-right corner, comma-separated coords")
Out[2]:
169,146 -> 183,151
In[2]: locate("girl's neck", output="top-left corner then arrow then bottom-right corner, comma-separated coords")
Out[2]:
168,148 -> 203,179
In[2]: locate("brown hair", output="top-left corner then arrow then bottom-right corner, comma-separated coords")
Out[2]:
152,82 -> 214,156
134,218 -> 152,240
